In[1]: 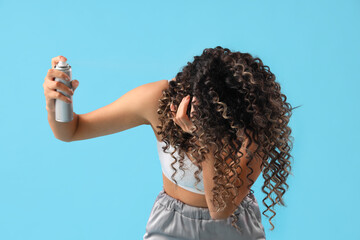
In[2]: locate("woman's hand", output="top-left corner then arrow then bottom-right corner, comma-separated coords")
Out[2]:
170,95 -> 198,135
43,55 -> 79,112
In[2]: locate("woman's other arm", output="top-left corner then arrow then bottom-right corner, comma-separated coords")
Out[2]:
169,94 -> 264,220
200,137 -> 264,220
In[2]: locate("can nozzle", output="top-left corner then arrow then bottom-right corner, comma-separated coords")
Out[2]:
58,60 -> 67,67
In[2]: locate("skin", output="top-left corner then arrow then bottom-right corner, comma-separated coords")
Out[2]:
44,55 -> 264,220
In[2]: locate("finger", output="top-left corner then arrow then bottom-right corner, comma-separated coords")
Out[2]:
177,95 -> 191,120
170,103 -> 183,127
71,79 -> 79,90
190,96 -> 197,118
190,104 -> 195,118
47,80 -> 74,97
47,68 -> 71,81
51,55 -> 67,69
49,90 -> 72,103
176,96 -> 192,127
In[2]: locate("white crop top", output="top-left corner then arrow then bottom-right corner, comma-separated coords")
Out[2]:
157,139 -> 205,195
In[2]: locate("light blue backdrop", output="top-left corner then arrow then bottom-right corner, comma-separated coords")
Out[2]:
0,0 -> 359,239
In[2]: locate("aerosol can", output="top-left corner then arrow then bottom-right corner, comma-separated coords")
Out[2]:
54,60 -> 73,122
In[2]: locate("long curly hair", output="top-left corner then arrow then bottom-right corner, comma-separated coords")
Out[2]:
155,46 -> 299,232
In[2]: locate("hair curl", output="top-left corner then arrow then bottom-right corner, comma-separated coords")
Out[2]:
155,46 -> 300,232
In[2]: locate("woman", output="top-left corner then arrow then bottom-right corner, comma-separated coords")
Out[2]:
43,46 -> 296,240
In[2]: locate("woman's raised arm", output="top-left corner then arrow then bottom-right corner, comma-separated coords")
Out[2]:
69,79 -> 168,142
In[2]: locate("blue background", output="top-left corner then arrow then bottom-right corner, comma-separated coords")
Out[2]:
1,0 -> 359,239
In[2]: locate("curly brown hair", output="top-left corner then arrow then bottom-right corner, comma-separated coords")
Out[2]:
155,46 -> 299,232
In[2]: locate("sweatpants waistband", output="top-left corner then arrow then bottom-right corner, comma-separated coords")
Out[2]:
154,188 -> 256,220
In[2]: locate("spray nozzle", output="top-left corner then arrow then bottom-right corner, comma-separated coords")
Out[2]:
58,60 -> 67,67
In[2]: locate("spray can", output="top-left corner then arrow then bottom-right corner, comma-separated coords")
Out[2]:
54,60 -> 73,122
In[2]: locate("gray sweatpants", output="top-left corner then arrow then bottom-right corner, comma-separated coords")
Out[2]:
143,188 -> 266,240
